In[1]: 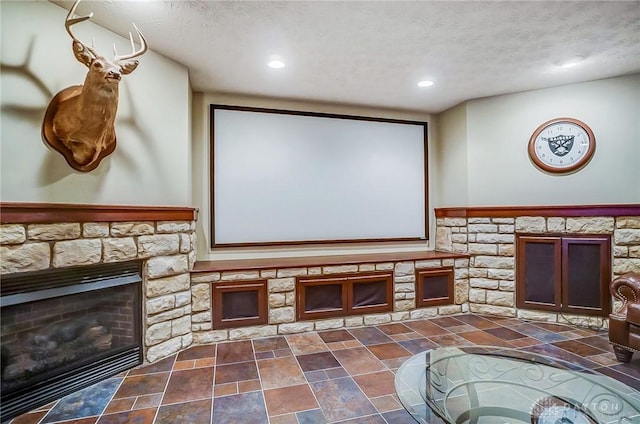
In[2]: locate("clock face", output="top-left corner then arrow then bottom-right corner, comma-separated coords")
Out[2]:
528,118 -> 595,173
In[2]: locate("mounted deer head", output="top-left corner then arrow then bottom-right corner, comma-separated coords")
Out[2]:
42,0 -> 147,172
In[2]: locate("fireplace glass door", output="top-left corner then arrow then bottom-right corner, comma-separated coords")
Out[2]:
1,261 -> 143,421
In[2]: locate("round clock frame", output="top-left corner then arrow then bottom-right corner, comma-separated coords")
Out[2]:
528,117 -> 596,174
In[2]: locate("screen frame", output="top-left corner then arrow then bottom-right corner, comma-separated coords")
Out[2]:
209,104 -> 429,248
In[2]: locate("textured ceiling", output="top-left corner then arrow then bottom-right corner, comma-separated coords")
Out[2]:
49,0 -> 640,113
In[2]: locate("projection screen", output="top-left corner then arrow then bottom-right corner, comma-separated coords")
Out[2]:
210,105 -> 428,247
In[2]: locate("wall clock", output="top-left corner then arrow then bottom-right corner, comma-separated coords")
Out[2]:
528,117 -> 595,174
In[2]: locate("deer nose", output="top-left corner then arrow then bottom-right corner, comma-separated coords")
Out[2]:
107,69 -> 121,80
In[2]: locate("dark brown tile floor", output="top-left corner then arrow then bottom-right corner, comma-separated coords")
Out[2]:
9,314 -> 640,424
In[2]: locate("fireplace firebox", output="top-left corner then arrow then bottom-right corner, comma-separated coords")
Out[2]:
0,261 -> 143,422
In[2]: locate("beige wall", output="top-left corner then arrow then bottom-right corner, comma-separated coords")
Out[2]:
434,102 -> 468,207
192,93 -> 433,260
0,1 -> 192,206
3,1 -> 637,260
436,75 -> 640,207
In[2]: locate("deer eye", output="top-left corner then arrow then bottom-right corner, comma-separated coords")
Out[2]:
92,61 -> 103,69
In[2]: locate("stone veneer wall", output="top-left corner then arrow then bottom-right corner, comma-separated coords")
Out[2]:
3,203 -> 638,365
190,257 -> 469,344
0,204 -> 472,364
0,206 -> 197,364
435,210 -> 640,328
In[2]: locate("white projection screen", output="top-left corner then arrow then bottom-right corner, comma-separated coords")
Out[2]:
210,105 -> 428,247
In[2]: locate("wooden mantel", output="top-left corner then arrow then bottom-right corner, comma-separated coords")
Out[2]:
0,202 -> 198,223
435,204 -> 640,218
193,250 -> 467,274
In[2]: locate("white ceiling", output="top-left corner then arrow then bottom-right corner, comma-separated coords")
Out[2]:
50,0 -> 640,113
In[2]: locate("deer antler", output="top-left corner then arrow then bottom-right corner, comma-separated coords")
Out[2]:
65,0 -> 98,57
65,0 -> 147,65
113,24 -> 148,62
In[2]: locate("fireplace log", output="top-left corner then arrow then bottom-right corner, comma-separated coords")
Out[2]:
2,321 -> 112,385
94,334 -> 113,351
82,325 -> 108,341
3,354 -> 39,382
30,341 -> 59,360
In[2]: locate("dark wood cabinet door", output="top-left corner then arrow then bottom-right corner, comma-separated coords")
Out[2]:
516,234 -> 611,316
562,236 -> 611,316
297,277 -> 347,320
212,280 -> 268,329
297,272 -> 392,320
516,236 -> 562,311
348,274 -> 393,314
416,268 -> 454,307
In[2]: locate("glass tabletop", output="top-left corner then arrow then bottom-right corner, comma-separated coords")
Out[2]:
394,346 -> 640,424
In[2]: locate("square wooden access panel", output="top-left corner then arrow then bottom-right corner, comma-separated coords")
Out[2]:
516,234 -> 611,316
415,268 -> 454,307
212,280 -> 268,329
297,272 -> 393,320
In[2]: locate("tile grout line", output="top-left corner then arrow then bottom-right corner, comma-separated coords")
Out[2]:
336,328 -> 396,422
252,339 -> 273,424
293,332 -> 331,423
210,343 -> 217,424
97,373 -> 128,420
149,353 -> 178,424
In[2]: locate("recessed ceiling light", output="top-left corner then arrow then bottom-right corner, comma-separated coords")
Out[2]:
559,56 -> 584,69
417,80 -> 434,87
268,59 -> 285,69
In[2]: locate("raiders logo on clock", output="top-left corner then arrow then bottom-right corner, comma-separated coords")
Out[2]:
528,117 -> 595,174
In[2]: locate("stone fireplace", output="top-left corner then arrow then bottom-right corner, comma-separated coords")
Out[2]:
0,203 -> 197,421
